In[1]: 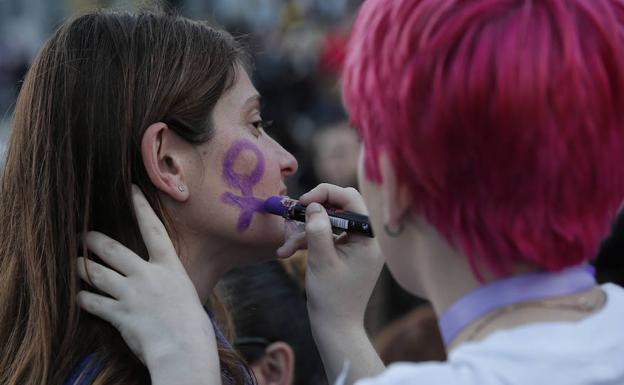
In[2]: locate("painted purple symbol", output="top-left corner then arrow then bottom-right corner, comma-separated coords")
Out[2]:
221,139 -> 266,231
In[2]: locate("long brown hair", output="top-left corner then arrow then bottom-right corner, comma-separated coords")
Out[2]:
0,7 -> 251,385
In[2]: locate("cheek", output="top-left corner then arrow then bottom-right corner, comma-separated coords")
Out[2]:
357,148 -> 380,222
358,154 -> 387,251
358,148 -> 421,294
220,140 -> 267,231
217,139 -> 285,246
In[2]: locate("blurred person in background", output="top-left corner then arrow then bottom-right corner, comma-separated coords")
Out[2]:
312,121 -> 359,188
373,304 -> 446,365
219,257 -> 328,385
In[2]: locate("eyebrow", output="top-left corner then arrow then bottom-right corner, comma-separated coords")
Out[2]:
243,94 -> 261,110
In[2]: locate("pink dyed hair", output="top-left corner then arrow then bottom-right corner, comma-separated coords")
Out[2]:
343,0 -> 624,278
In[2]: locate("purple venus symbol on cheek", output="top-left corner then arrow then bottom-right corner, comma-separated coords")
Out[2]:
221,139 -> 266,232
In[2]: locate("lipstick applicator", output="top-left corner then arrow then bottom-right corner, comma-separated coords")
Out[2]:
263,196 -> 374,238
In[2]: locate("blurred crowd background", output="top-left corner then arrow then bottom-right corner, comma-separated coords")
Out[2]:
0,0 -> 361,199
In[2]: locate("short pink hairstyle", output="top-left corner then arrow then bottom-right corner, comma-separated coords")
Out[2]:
343,0 -> 624,278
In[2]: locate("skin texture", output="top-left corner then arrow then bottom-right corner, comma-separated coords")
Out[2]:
162,68 -> 298,300
221,139 -> 267,231
179,69 -> 296,250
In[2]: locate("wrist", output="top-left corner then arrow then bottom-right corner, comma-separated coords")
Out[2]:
309,309 -> 366,339
144,322 -> 219,372
147,349 -> 221,385
308,303 -> 365,330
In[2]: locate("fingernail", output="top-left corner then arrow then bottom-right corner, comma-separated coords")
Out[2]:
307,202 -> 322,215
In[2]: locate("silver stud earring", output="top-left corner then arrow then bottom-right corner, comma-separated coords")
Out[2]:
177,185 -> 186,192
384,223 -> 404,237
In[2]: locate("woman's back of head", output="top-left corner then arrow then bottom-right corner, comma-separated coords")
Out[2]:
0,6 -> 248,385
343,0 -> 624,279
220,260 -> 327,385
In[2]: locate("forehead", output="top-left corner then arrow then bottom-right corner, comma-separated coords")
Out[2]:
214,68 -> 260,116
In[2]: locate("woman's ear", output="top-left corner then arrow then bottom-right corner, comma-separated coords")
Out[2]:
379,152 -> 412,230
250,342 -> 295,385
141,122 -> 190,202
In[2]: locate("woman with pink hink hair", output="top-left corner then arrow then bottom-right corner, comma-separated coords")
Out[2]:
301,1 -> 624,384
76,1 -> 624,385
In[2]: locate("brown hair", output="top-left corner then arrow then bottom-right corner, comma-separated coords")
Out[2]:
374,305 -> 446,364
0,7 -> 251,385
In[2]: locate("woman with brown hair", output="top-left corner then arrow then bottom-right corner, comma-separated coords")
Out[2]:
76,0 -> 624,385
0,6 -> 298,385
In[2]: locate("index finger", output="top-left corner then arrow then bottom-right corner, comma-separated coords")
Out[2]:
299,184 -> 369,214
131,184 -> 177,264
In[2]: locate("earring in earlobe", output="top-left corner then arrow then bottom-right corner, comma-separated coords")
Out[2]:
177,185 -> 186,192
384,222 -> 404,237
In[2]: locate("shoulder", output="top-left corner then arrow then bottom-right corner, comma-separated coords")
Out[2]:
354,285 -> 624,385
64,355 -> 102,385
353,361 -> 483,385
602,282 -> 624,303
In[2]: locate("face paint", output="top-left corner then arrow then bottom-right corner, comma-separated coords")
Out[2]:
221,139 -> 266,231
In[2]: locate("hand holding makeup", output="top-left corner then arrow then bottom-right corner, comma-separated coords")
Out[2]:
293,184 -> 385,384
296,184 -> 384,325
77,186 -> 220,385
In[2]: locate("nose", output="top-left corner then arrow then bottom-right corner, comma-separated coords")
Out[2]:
276,141 -> 298,177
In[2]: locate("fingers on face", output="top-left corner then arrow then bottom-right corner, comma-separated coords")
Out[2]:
76,257 -> 127,299
299,184 -> 367,214
131,185 -> 177,264
83,231 -> 145,276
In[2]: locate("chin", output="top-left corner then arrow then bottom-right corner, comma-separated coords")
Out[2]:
238,216 -> 285,249
217,215 -> 289,266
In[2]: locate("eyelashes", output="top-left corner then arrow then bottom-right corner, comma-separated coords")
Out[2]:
251,119 -> 273,137
252,119 -> 273,130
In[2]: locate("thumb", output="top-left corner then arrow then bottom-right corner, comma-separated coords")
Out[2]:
305,203 -> 337,266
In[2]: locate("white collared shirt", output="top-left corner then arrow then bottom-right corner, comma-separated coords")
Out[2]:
355,283 -> 624,385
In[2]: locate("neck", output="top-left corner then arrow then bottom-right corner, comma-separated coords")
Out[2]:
406,218 -> 485,317
176,233 -> 233,305
402,218 -> 582,350
424,257 -> 540,318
